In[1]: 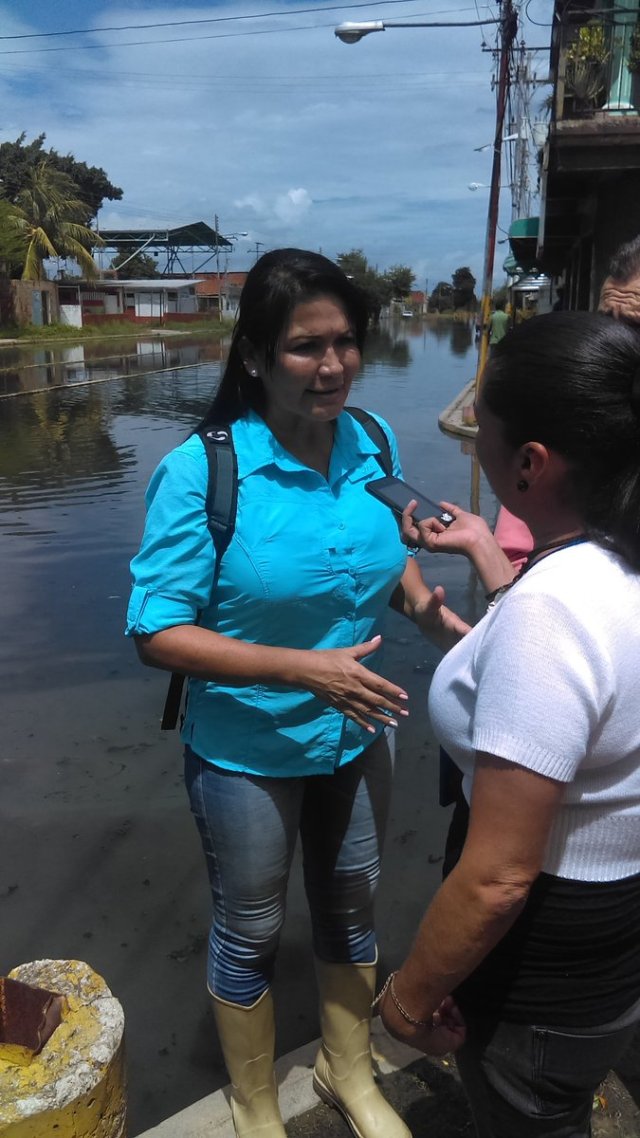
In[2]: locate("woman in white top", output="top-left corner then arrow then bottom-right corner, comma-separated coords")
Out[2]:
375,311 -> 640,1138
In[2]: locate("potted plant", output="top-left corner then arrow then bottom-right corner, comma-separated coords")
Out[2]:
565,22 -> 610,105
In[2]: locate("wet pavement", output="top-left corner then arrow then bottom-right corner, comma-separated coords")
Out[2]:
138,1022 -> 640,1137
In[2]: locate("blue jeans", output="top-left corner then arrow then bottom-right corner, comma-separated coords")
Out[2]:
456,1009 -> 639,1138
185,732 -> 394,1005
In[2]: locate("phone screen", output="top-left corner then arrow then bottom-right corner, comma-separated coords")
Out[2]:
365,476 -> 454,526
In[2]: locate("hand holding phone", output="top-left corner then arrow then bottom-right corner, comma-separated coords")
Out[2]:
365,476 -> 454,527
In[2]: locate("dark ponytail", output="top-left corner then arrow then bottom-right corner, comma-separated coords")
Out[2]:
197,248 -> 369,428
483,312 -> 640,569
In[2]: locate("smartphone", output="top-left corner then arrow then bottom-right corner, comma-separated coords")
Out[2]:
365,476 -> 454,526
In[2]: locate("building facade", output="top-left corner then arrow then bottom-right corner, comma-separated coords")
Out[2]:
536,0 -> 640,308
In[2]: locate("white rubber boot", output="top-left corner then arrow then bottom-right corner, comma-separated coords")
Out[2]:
313,958 -> 412,1138
211,989 -> 287,1137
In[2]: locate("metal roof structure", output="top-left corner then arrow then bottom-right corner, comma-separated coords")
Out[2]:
78,278 -> 202,290
96,222 -> 232,274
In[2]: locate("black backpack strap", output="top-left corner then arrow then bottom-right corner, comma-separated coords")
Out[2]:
199,425 -> 239,559
161,424 -> 238,731
346,406 -> 393,476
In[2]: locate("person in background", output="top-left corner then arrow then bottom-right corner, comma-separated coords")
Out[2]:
380,311 -> 640,1138
126,248 -> 466,1138
488,299 -> 509,349
598,234 -> 640,322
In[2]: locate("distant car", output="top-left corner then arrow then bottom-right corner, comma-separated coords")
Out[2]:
401,309 -> 413,318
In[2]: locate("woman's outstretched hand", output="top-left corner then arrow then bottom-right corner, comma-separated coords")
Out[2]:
301,636 -> 410,732
413,586 -> 470,649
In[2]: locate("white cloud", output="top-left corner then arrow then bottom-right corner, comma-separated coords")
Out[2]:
274,187 -> 312,224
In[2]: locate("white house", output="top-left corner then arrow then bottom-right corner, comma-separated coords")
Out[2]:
56,279 -> 201,327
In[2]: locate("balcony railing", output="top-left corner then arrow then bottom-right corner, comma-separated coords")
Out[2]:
557,7 -> 640,119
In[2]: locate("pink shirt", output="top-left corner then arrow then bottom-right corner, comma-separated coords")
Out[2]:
494,507 -> 534,572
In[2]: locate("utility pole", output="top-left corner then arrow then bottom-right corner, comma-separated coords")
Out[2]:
214,213 -> 223,323
509,45 -> 535,222
254,241 -> 264,263
475,0 -> 518,393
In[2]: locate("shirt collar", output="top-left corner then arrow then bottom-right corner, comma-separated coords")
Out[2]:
234,408 -> 381,481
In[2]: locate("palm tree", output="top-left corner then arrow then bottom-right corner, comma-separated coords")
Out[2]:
0,199 -> 28,275
3,161 -> 102,280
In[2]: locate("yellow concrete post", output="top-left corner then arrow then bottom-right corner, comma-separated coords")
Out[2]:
0,959 -> 126,1138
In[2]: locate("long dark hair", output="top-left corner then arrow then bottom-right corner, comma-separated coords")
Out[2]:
199,248 -> 369,427
483,311 -> 640,569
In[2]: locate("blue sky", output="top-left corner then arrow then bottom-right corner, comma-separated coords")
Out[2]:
0,0 -> 553,288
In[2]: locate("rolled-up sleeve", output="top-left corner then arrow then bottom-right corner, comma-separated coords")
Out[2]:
125,444 -> 216,636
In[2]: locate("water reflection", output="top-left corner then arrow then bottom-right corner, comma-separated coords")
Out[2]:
364,328 -> 411,368
449,320 -> 474,356
0,333 -> 224,396
0,388 -> 125,516
0,319 -> 485,562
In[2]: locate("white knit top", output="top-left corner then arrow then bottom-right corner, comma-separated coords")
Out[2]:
428,541 -> 640,882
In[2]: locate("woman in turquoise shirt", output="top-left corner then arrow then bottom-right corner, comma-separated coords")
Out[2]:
126,249 -> 465,1138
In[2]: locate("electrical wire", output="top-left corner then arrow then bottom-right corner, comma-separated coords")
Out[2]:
0,60 -> 488,92
0,2 -> 495,39
0,17 -> 502,57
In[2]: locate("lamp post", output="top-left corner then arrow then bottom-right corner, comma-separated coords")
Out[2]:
335,18 -> 500,43
335,4 -> 518,395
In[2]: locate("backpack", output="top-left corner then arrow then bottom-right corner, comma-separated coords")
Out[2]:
161,407 -> 393,729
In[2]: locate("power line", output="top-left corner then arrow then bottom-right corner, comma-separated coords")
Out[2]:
0,1 -> 493,40
0,16 -> 498,57
0,58 -> 488,91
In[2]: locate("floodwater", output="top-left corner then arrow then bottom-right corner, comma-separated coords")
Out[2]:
0,319 -> 495,1133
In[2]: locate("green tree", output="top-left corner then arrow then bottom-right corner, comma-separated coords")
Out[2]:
384,264 -> 415,300
111,251 -> 159,279
430,281 -> 454,313
336,248 -> 370,282
0,199 -> 28,275
0,133 -> 122,221
336,248 -> 392,323
451,266 -> 476,310
5,161 -> 102,280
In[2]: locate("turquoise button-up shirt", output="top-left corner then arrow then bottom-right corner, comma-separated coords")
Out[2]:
126,408 -> 409,775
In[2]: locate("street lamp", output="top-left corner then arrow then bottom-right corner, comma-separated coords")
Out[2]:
469,182 -> 515,191
335,6 -> 518,396
473,133 -> 519,152
335,18 -> 500,43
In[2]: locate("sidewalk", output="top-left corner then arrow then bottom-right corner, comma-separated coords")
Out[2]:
137,1020 -> 640,1138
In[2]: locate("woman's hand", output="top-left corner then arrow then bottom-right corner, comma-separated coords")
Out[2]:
413,586 -> 470,650
402,500 -> 493,557
402,501 -> 516,595
301,635 -> 410,732
378,981 -> 466,1055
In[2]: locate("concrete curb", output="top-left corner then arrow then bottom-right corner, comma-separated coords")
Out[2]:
134,1019 -> 424,1137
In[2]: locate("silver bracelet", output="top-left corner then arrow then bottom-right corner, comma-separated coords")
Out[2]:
371,971 -> 435,1028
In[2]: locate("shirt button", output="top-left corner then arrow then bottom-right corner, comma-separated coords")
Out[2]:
338,522 -> 346,530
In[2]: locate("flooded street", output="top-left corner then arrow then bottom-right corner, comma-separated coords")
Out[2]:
0,320 -> 495,1133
